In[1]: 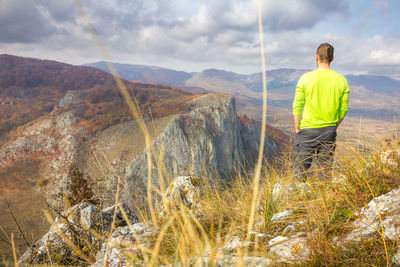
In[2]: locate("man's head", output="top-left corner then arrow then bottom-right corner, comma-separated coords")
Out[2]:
316,43 -> 334,66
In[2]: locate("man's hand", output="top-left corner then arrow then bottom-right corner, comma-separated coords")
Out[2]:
293,114 -> 301,134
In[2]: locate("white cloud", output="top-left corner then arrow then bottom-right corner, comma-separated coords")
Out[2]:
0,0 -> 399,79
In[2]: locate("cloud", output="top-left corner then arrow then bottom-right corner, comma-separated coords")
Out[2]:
220,0 -> 349,32
0,0 -> 349,46
0,0 -> 56,43
1,0 -> 399,79
333,34 -> 400,78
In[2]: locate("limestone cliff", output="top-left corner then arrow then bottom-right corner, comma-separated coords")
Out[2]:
0,91 -> 278,209
115,93 -> 276,206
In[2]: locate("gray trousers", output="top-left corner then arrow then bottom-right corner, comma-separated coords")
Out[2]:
293,126 -> 337,180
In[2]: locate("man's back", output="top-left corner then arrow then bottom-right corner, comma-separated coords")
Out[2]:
293,68 -> 350,129
292,42 -> 350,180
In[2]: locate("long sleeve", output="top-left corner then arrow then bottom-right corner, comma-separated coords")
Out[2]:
339,81 -> 350,119
293,76 -> 305,116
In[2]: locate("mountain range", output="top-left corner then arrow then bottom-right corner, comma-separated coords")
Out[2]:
87,61 -> 400,123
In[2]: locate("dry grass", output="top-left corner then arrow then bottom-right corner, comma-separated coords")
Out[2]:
0,189 -> 49,265
98,136 -> 399,266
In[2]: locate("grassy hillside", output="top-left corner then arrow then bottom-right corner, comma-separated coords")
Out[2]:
0,54 -> 192,146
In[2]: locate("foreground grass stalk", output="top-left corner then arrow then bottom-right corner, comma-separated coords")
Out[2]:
246,0 -> 268,248
150,217 -> 174,266
146,138 -> 158,228
187,208 -> 211,251
360,176 -> 389,265
5,200 -> 31,251
0,225 -> 14,251
103,174 -> 122,267
11,233 -> 18,267
45,244 -> 53,266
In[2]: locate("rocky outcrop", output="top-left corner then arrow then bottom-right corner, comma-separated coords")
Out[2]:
19,202 -> 139,265
118,93 -> 276,206
0,105 -> 86,208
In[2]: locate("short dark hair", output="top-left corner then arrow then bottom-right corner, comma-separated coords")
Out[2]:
316,43 -> 334,63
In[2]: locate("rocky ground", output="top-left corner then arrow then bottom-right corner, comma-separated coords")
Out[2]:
19,143 -> 400,266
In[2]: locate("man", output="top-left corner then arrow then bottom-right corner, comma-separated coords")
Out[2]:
292,43 -> 350,180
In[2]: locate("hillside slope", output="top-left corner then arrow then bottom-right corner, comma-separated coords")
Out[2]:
0,54 -> 192,146
0,54 -> 192,259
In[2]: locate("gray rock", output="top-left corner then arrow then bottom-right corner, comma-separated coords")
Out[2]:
268,236 -> 289,246
18,222 -> 75,265
224,236 -> 253,252
172,256 -> 272,266
160,175 -> 201,217
101,203 -> 139,228
283,223 -> 297,234
80,204 -> 99,228
267,234 -> 309,262
19,202 -> 96,265
345,188 -> 400,241
271,209 -> 293,221
58,90 -> 86,108
92,223 -> 155,267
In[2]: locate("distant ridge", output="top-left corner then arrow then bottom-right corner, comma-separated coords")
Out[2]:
85,60 -> 400,121
85,61 -> 193,87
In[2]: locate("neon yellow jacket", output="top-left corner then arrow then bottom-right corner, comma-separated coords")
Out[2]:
293,68 -> 350,129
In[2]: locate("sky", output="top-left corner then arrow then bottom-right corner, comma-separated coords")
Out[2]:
0,0 -> 400,78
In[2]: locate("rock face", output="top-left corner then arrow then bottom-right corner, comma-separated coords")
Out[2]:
120,93 -> 276,206
0,104 -> 87,208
